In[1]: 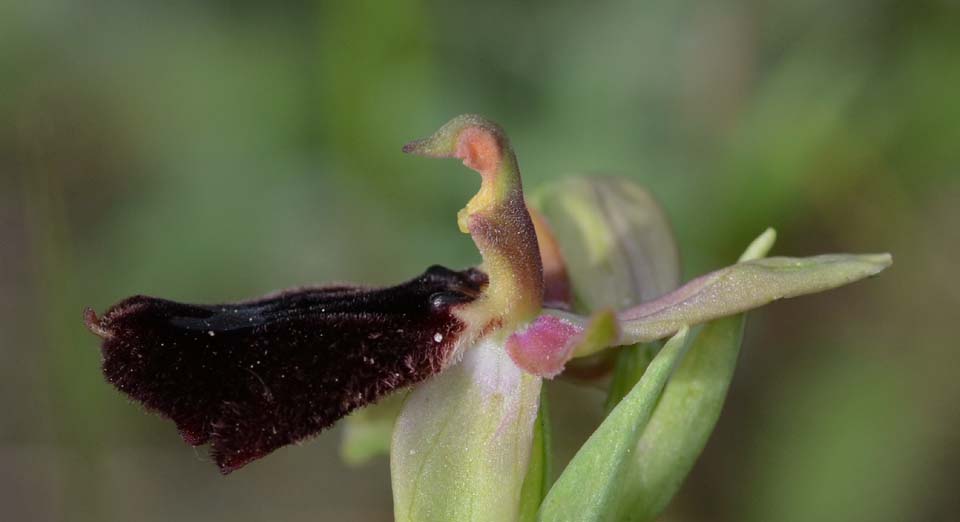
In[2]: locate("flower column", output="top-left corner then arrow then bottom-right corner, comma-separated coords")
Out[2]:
392,115 -> 546,522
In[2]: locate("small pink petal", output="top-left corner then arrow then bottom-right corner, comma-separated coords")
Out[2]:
506,315 -> 583,378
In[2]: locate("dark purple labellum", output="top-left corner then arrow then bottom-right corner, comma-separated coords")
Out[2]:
84,265 -> 487,473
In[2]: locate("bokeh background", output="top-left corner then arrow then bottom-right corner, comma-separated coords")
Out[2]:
2,1 -> 958,521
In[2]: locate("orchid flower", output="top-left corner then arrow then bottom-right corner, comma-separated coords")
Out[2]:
84,114 -> 891,521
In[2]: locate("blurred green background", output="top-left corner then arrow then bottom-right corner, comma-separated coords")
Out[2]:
2,0 -> 958,520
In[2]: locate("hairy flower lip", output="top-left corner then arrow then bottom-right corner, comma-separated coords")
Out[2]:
84,265 -> 489,473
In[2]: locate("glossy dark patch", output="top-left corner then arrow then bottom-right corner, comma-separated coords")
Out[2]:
85,265 -> 487,473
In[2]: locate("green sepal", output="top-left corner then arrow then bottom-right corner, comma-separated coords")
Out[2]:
530,176 -> 681,382
391,338 -> 543,522
530,177 -> 681,311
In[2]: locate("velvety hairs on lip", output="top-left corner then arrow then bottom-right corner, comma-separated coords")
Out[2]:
84,265 -> 487,473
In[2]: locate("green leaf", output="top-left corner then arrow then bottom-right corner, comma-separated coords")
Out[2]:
391,338 -> 543,522
536,327 -> 691,521
621,315 -> 745,520
540,228 -> 778,522
603,342 -> 657,414
519,391 -> 552,522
